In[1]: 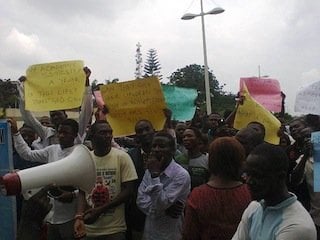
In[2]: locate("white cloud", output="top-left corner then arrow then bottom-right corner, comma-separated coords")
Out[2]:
301,69 -> 320,86
6,28 -> 40,55
1,28 -> 50,79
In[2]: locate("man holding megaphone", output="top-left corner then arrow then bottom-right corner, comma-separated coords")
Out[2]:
74,120 -> 138,240
8,117 -> 84,240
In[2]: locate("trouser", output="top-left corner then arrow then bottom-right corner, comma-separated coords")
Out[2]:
85,232 -> 126,240
47,219 -> 76,240
126,228 -> 143,240
316,224 -> 320,240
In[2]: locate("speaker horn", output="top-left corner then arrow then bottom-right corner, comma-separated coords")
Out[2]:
0,144 -> 96,196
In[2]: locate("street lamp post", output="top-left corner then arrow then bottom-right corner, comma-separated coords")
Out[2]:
181,2 -> 224,115
258,65 -> 270,79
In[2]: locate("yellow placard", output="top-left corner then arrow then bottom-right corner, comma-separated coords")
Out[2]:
25,60 -> 86,111
234,87 -> 281,144
100,77 -> 166,137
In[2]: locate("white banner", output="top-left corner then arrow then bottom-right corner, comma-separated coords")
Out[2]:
294,81 -> 320,114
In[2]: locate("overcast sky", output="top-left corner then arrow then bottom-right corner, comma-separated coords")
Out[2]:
1,0 -> 320,114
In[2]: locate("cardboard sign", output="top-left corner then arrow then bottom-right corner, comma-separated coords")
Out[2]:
295,80 -> 320,114
100,77 -> 166,137
25,60 -> 86,111
240,77 -> 282,112
234,86 -> 281,144
162,85 -> 197,121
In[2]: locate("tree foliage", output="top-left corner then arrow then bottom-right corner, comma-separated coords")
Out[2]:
91,79 -> 99,91
168,64 -> 235,113
0,79 -> 18,108
135,42 -> 143,79
144,48 -> 162,80
105,78 -> 119,85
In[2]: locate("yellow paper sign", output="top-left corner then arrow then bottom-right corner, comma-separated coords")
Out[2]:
234,87 -> 281,144
100,77 -> 166,137
25,60 -> 86,111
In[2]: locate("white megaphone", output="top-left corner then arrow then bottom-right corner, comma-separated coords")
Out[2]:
0,144 -> 96,196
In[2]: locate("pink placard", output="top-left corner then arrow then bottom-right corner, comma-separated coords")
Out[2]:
94,90 -> 105,108
240,77 -> 282,112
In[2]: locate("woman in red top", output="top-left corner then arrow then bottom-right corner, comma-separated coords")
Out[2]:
182,137 -> 252,240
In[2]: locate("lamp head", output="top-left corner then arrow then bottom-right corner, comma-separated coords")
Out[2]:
181,13 -> 199,20
207,7 -> 225,15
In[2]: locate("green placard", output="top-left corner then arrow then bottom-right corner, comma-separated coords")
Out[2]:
162,85 -> 197,121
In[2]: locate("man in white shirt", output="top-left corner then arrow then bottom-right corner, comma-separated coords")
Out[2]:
10,118 -> 81,240
137,131 -> 190,240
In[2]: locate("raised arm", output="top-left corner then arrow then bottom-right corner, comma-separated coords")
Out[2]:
77,67 -> 93,141
224,93 -> 244,128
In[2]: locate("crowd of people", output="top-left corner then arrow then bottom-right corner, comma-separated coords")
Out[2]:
5,67 -> 320,240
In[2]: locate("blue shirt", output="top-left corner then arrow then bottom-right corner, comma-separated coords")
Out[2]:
137,160 -> 190,240
232,193 -> 316,240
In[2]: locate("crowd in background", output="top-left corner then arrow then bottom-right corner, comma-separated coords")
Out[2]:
8,67 -> 320,240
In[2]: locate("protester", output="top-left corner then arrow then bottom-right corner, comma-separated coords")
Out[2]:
246,121 -> 265,142
129,119 -> 155,176
206,112 -> 223,142
125,119 -> 156,239
13,124 -> 42,170
136,131 -> 190,240
162,108 -> 176,137
199,132 -> 209,154
235,127 -> 264,156
17,186 -> 52,240
182,137 -> 251,240
305,114 -> 320,131
126,117 -> 184,239
9,118 -> 81,240
175,122 -> 187,154
90,105 -> 125,151
176,126 -> 209,189
74,120 -> 137,239
190,108 -> 206,130
232,143 -> 316,240
210,124 -> 238,141
287,117 -> 311,210
289,117 -> 320,238
13,124 -> 43,224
